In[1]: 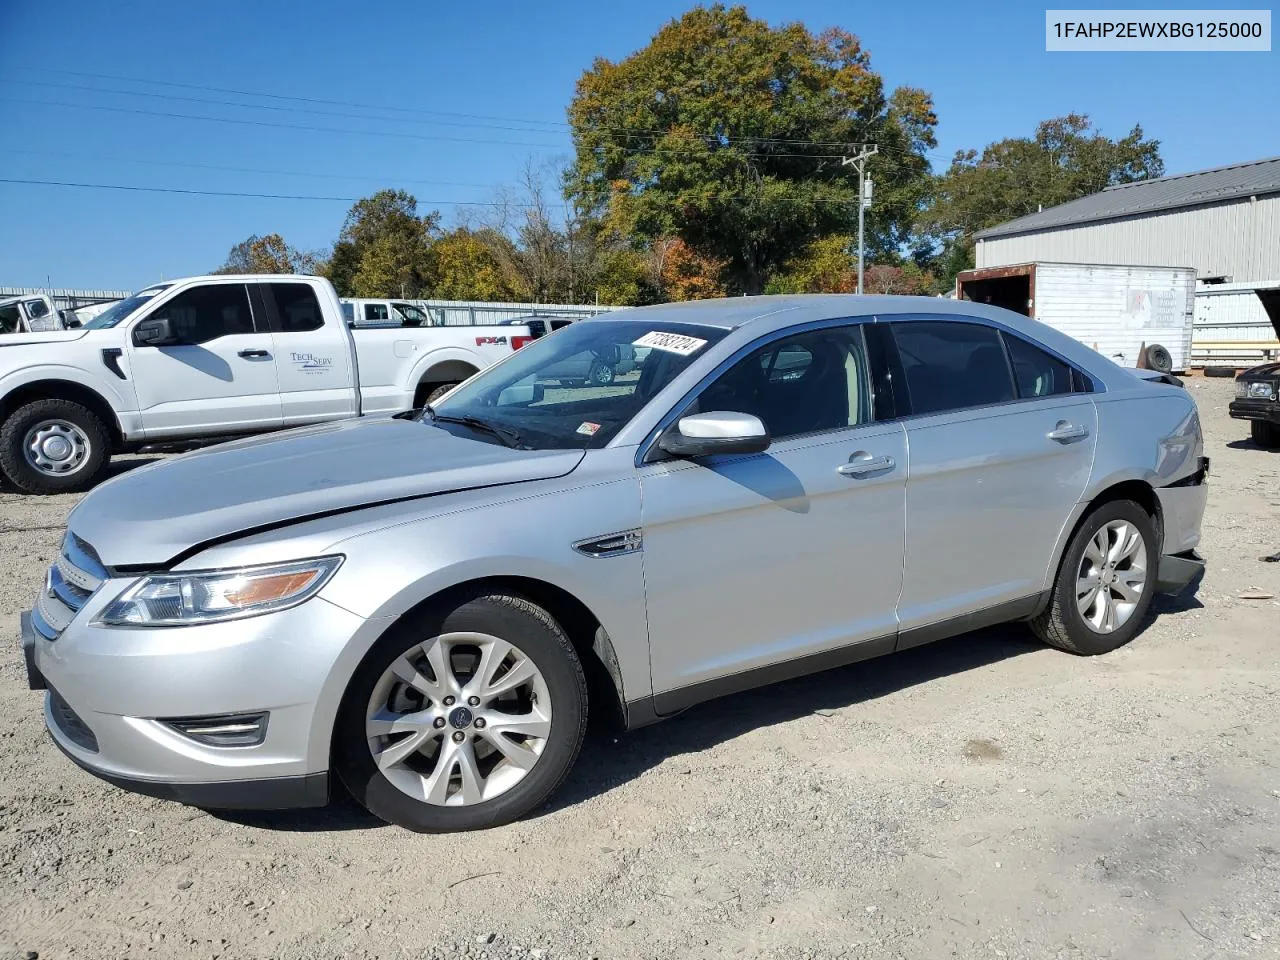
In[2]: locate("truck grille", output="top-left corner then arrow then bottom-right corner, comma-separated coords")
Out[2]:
31,532 -> 107,642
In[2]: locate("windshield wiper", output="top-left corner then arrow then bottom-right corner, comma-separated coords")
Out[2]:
423,405 -> 527,449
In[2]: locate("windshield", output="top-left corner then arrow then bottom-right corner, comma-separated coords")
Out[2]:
82,284 -> 172,329
433,319 -> 726,449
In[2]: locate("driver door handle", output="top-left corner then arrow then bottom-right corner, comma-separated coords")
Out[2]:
238,348 -> 271,359
838,453 -> 896,477
1047,421 -> 1089,443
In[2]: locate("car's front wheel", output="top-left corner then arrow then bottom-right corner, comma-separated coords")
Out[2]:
334,591 -> 588,831
1031,499 -> 1158,655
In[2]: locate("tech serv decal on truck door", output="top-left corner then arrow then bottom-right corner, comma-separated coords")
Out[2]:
290,351 -> 336,375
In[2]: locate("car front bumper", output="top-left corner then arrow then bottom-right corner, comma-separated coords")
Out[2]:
1229,397 -> 1280,423
25,592 -> 381,811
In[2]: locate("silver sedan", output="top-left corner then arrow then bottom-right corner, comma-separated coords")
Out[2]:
25,295 -> 1208,831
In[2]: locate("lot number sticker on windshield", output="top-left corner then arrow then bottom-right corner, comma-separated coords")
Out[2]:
633,331 -> 707,356
576,421 -> 601,436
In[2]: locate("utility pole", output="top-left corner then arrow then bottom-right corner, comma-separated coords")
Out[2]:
841,145 -> 878,294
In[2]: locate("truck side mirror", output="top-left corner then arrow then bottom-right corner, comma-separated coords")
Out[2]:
134,315 -> 178,346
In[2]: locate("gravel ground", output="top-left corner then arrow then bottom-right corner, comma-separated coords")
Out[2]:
2,376 -> 1278,960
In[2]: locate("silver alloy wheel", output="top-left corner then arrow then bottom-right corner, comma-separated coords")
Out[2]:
365,631 -> 553,806
23,419 -> 91,477
1076,519 -> 1148,634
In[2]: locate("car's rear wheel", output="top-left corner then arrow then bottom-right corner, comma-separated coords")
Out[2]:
1031,500 -> 1157,655
0,398 -> 111,494
334,591 -> 588,832
1251,420 -> 1280,449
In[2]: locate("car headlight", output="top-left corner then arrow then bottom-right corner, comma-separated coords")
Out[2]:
1247,381 -> 1277,400
95,556 -> 342,627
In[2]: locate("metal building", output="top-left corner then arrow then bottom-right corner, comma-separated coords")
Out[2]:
973,156 -> 1280,280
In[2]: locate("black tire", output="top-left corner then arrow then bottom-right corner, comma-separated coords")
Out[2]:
1143,343 -> 1173,374
424,382 -> 458,405
1251,420 -> 1280,450
334,591 -> 588,832
0,398 -> 111,494
1030,499 -> 1158,656
587,361 -> 615,387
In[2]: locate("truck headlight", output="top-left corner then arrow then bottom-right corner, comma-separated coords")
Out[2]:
95,557 -> 342,626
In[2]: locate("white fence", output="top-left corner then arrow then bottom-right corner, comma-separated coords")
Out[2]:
403,299 -> 615,327
0,287 -> 130,310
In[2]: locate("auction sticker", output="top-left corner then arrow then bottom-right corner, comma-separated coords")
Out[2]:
633,331 -> 707,356
576,421 -> 602,436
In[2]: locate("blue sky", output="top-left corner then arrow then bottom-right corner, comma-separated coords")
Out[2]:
0,0 -> 1275,290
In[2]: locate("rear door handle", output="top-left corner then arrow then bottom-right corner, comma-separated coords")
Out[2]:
238,349 -> 271,359
837,453 -> 896,477
1047,421 -> 1089,443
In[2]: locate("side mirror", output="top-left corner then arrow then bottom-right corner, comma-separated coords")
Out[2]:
658,411 -> 770,458
134,315 -> 178,346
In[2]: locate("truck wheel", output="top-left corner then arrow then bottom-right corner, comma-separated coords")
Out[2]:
1143,343 -> 1173,374
334,590 -> 588,832
1030,499 -> 1158,656
0,398 -> 111,494
1252,420 -> 1280,449
587,361 -> 615,386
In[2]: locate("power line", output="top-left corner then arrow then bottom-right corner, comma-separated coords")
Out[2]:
0,97 -> 881,161
6,148 -> 496,190
2,79 -> 575,137
0,176 -> 874,206
0,97 -> 568,150
17,70 -> 948,158
0,177 -> 505,205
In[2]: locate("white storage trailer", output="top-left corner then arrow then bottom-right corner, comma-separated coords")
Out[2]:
956,262 -> 1196,373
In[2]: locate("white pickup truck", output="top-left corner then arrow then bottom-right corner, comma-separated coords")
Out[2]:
0,274 -> 532,494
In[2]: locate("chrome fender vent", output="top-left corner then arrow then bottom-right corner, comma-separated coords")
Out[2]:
573,529 -> 643,558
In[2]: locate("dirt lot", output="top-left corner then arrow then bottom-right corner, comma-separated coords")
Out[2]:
2,376 -> 1278,960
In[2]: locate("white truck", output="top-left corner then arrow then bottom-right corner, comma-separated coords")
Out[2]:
0,274 -> 532,494
1,295 -> 70,334
956,262 -> 1196,373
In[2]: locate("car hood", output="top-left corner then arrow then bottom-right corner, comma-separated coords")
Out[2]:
1239,361 -> 1280,380
69,416 -> 585,567
0,329 -> 89,347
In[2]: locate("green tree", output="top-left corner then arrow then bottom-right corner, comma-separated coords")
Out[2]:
215,233 -> 319,274
923,114 -> 1163,284
430,228 -> 516,301
331,190 -> 439,298
765,235 -> 857,293
567,4 -> 937,294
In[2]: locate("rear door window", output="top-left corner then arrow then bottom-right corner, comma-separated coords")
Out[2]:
364,303 -> 389,323
1002,333 -> 1075,398
263,282 -> 325,333
890,321 -> 1016,416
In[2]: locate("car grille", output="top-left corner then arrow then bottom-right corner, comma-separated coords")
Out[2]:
49,686 -> 99,752
31,532 -> 107,642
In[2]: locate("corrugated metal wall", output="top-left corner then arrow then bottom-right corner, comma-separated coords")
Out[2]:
976,194 -> 1280,280
1033,263 -> 1195,370
0,287 -> 130,309
1193,281 -> 1280,364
